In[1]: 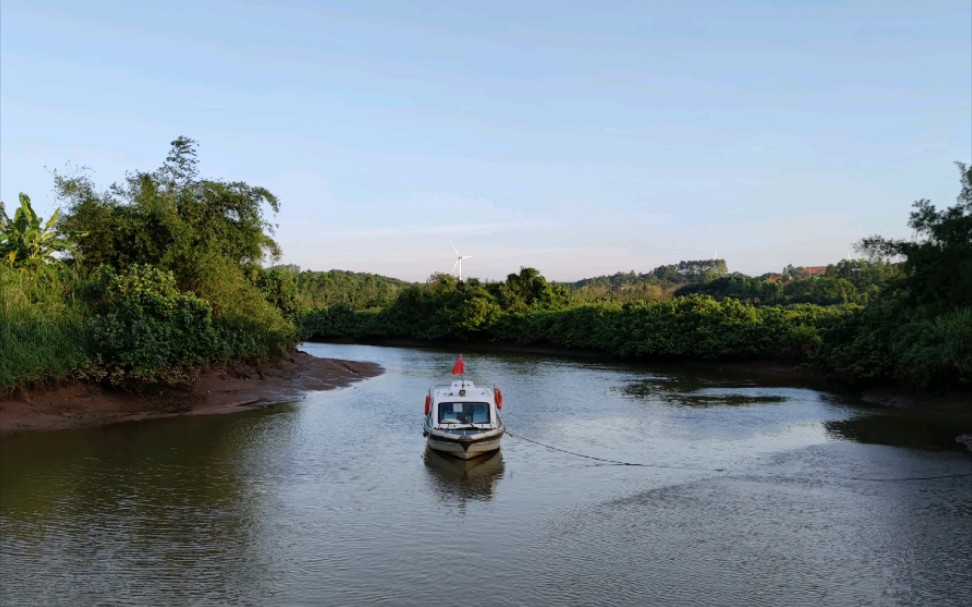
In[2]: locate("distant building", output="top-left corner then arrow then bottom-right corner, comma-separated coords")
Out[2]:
767,266 -> 829,283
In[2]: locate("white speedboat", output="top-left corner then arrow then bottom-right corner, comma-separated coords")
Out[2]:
423,357 -> 505,460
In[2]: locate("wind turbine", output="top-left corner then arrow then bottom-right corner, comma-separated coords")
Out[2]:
451,243 -> 473,281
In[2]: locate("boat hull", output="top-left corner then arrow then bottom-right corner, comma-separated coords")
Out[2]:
426,428 -> 504,460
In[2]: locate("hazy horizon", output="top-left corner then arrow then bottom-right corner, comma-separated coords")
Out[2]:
274,254 -> 868,285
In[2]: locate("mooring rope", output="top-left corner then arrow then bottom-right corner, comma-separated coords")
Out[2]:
505,430 -> 725,472
504,429 -> 972,482
838,472 -> 972,482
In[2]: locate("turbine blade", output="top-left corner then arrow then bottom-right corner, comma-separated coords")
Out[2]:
451,243 -> 460,256
452,259 -> 460,272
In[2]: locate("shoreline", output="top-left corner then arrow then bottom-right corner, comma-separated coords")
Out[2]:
317,338 -> 969,414
2,341 -> 966,437
0,350 -> 384,437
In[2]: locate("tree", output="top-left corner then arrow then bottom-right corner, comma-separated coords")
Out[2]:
55,138 -> 297,362
858,162 -> 972,309
675,274 -> 765,303
493,267 -> 569,313
783,276 -> 857,305
293,269 -> 408,311
817,163 -> 972,389
0,194 -> 78,269
57,137 -> 282,285
83,265 -> 219,386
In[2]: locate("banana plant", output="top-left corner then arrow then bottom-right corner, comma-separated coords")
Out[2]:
0,193 -> 79,268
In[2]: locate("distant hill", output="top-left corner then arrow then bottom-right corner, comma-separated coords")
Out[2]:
562,259 -> 728,302
287,257 -> 898,310
673,259 -> 900,306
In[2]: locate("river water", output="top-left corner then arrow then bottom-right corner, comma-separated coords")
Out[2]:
2,343 -> 970,606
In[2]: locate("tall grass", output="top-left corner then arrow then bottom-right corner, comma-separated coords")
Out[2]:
0,266 -> 91,395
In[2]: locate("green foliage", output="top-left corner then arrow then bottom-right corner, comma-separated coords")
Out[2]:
292,268 -> 409,311
57,137 -> 282,285
83,265 -> 220,387
565,259 -> 726,303
675,274 -> 780,304
53,137 -> 299,368
782,276 -> 858,305
604,296 -> 842,361
306,279 -> 854,365
490,267 -> 570,313
3,138 -> 303,395
187,256 -> 297,360
379,276 -> 501,340
892,307 -> 972,387
677,262 -> 894,307
301,303 -> 370,339
812,300 -> 928,386
0,265 -> 91,395
301,268 -> 573,342
824,258 -> 899,298
859,162 -> 972,310
814,163 -> 972,390
257,266 -> 300,322
6,141 -> 968,396
0,194 -> 78,269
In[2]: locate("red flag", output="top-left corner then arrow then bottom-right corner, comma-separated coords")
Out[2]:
451,355 -> 465,375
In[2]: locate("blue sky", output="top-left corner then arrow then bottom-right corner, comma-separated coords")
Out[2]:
2,1 -> 969,282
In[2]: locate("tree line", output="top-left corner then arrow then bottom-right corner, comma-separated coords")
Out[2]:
3,139 -> 969,396
300,164 -> 971,392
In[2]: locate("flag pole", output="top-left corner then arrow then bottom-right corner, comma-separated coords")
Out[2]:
451,354 -> 466,389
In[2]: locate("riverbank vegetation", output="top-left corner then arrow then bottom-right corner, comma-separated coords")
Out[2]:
3,140 -> 969,399
2,138 -> 298,395
300,164 -> 972,394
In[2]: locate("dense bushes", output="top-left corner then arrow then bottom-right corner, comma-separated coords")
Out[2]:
0,266 -> 91,393
1,138 -> 300,396
821,162 -> 972,390
893,307 -> 972,388
1,260 -> 300,395
84,265 -> 220,386
290,268 -> 408,311
301,252 -> 968,392
302,284 -> 858,365
813,302 -> 972,389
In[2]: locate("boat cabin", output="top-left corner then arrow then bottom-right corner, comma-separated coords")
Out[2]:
428,381 -> 499,428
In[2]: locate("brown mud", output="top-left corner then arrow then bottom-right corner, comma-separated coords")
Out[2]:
0,350 -> 383,437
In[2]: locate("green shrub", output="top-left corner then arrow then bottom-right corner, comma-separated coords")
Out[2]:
0,265 -> 91,394
812,302 -> 898,386
83,265 -> 219,387
892,307 -> 972,388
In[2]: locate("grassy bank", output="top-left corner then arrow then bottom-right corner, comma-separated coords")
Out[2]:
0,267 -> 91,393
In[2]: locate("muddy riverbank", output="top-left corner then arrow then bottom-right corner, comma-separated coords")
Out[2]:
0,350 -> 383,436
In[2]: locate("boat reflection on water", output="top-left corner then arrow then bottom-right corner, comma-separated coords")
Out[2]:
423,448 -> 506,505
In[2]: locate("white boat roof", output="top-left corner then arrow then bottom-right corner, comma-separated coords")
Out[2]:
432,380 -> 493,401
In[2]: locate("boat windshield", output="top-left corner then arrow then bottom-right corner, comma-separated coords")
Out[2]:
437,402 -> 490,425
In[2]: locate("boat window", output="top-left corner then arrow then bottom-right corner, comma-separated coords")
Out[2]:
438,402 -> 490,424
